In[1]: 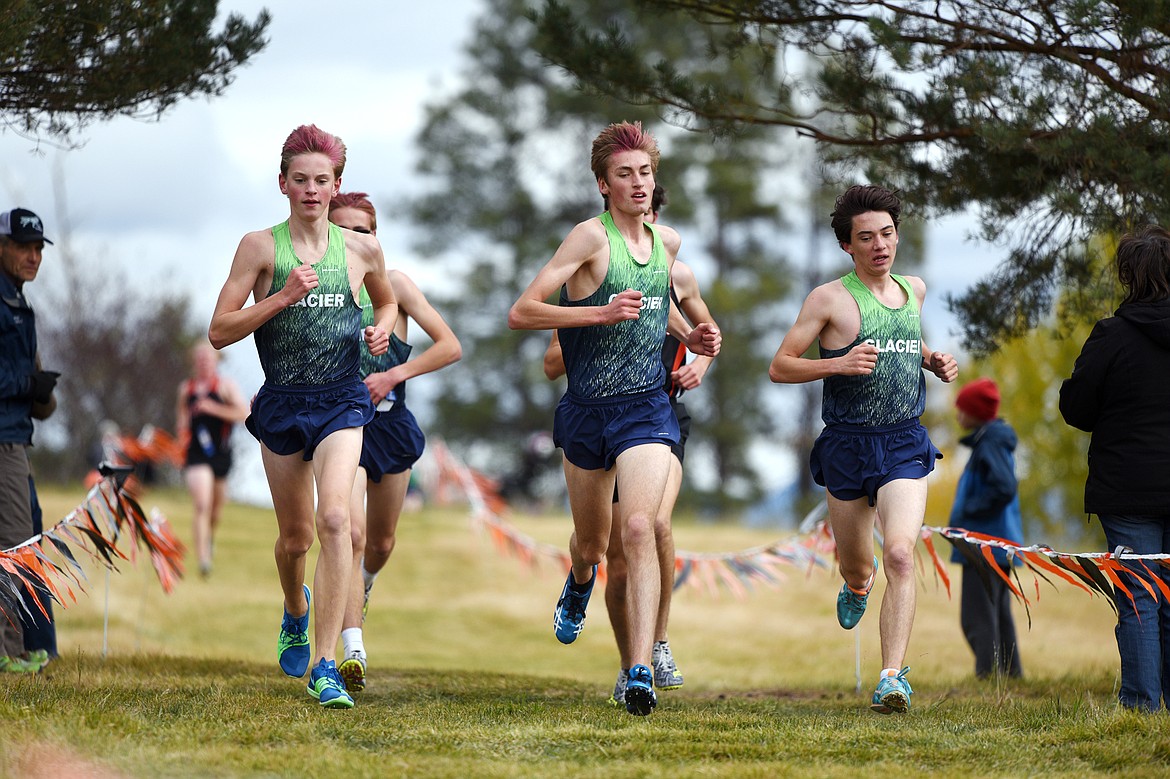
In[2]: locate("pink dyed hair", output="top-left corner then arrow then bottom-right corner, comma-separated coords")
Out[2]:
280,124 -> 347,178
590,121 -> 660,182
329,191 -> 377,232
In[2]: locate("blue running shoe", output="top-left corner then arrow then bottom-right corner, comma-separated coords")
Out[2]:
553,565 -> 596,644
870,666 -> 913,714
624,664 -> 657,716
307,658 -> 355,709
836,555 -> 878,630
278,584 -> 311,678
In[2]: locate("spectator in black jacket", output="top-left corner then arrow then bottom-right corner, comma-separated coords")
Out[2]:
1060,224 -> 1170,712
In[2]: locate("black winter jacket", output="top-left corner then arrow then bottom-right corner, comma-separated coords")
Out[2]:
1059,301 -> 1170,516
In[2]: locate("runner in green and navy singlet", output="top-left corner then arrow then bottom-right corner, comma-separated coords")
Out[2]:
254,221 -> 362,386
358,285 -> 412,404
558,212 -> 670,400
820,271 -> 926,426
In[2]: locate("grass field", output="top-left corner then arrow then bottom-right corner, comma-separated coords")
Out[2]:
1,483 -> 1165,778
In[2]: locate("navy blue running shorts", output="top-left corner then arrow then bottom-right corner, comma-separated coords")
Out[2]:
554,388 -> 679,471
245,376 -> 374,461
810,418 -> 941,506
613,398 -> 689,503
358,404 -> 426,483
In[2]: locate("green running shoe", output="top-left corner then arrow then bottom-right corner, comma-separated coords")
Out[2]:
0,652 -> 48,673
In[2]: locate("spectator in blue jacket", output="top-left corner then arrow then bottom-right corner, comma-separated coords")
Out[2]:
949,377 -> 1024,679
0,207 -> 58,673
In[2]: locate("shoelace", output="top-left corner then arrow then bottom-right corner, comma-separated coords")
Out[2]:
282,614 -> 306,633
564,590 -> 588,620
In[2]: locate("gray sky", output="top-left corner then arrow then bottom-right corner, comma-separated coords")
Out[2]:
3,0 -> 998,504
2,0 -> 481,374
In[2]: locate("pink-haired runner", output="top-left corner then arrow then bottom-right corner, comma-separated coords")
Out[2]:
508,121 -> 720,717
209,124 -> 398,709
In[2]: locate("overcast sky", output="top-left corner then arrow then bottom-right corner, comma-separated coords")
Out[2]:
2,0 -> 482,376
3,1 -> 997,504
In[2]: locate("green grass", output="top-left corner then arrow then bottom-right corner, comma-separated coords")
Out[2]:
1,485 -> 1165,778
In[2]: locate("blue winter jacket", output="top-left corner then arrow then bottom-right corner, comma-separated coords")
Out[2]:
948,418 -> 1024,566
0,272 -> 37,445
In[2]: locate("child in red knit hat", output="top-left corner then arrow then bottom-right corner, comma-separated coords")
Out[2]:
950,377 -> 1024,679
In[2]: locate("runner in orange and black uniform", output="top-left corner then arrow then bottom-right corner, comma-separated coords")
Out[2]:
176,342 -> 249,578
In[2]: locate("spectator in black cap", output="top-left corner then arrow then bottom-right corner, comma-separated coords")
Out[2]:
0,206 -> 59,672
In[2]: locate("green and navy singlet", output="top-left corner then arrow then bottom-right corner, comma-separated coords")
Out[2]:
359,285 -> 413,405
820,271 -> 926,426
253,221 -> 362,386
559,212 -> 670,400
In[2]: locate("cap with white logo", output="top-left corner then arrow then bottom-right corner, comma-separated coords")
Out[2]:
0,207 -> 54,244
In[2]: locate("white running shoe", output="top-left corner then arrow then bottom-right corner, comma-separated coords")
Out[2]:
338,649 -> 367,693
652,641 -> 684,690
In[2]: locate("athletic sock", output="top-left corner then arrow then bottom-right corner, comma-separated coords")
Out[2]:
362,565 -> 378,592
342,628 -> 365,659
880,667 -> 899,680
568,573 -> 592,594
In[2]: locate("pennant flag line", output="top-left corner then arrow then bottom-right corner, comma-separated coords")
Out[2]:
427,439 -> 833,599
918,525 -> 1170,627
428,438 -> 1170,617
0,472 -> 185,625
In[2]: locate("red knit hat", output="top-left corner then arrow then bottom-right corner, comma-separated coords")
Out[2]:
955,378 -> 1000,422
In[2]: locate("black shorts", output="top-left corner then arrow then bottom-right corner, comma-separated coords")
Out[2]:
186,449 -> 233,479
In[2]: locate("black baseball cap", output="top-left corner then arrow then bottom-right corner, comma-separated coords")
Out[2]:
0,207 -> 54,244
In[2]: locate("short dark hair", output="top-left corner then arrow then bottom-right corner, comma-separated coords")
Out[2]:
830,185 -> 902,244
1116,224 -> 1170,305
651,184 -> 668,215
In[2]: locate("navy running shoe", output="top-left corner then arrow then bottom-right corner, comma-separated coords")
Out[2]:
624,664 -> 657,716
